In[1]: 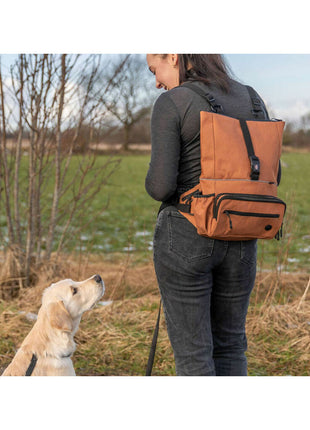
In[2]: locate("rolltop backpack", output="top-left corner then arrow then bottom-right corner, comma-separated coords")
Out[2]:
176,82 -> 286,241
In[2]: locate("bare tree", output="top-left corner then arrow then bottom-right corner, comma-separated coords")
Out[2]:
0,54 -> 127,295
102,54 -> 157,151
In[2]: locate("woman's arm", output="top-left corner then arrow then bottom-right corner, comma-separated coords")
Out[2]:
145,93 -> 181,201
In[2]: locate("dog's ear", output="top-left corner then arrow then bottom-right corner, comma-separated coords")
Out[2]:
46,301 -> 73,332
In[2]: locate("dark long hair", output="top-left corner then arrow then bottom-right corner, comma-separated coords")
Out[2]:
160,54 -> 231,92
180,54 -> 231,92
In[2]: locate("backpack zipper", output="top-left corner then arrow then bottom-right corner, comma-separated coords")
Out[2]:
214,193 -> 285,219
224,210 -> 280,229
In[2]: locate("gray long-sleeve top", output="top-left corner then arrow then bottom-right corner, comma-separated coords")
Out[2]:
145,78 -> 270,207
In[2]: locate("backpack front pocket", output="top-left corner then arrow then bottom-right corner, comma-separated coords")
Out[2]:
211,193 -> 286,239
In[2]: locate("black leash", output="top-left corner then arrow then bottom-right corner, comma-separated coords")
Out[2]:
145,300 -> 162,376
25,353 -> 37,376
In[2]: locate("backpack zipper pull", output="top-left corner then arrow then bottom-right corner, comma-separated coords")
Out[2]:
224,210 -> 233,229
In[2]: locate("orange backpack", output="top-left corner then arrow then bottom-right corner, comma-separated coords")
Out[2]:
176,83 -> 286,241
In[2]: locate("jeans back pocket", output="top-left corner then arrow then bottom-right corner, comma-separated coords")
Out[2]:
168,211 -> 214,262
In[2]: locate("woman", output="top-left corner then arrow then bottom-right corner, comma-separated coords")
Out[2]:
145,54 -> 270,376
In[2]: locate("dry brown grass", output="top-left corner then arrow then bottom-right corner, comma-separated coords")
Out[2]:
247,272 -> 310,375
0,254 -> 167,375
0,254 -> 309,376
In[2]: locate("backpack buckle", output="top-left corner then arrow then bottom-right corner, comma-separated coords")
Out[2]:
205,94 -> 223,113
252,97 -> 261,107
250,155 -> 260,180
251,108 -> 263,118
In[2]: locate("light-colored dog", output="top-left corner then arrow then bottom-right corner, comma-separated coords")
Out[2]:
2,274 -> 105,376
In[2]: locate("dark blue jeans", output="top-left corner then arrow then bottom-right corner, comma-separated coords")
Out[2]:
153,206 -> 257,376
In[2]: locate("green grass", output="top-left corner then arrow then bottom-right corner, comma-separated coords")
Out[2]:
85,155 -> 159,257
80,150 -> 309,271
257,152 -> 310,271
0,151 -> 309,270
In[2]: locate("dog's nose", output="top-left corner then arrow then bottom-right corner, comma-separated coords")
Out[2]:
94,274 -> 102,283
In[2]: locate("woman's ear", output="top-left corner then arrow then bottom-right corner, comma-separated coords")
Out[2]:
168,54 -> 179,67
46,301 -> 73,332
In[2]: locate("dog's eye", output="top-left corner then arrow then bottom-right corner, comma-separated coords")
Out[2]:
72,287 -> 78,296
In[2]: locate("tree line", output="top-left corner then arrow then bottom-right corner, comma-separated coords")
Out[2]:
283,113 -> 310,148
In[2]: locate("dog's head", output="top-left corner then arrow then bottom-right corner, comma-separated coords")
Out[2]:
41,275 -> 105,332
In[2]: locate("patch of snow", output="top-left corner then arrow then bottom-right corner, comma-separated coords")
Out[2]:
299,246 -> 310,253
98,300 -> 113,307
19,311 -> 38,321
123,245 -> 136,252
135,231 -> 151,237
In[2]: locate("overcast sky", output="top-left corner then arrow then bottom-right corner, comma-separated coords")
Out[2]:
224,54 -> 310,124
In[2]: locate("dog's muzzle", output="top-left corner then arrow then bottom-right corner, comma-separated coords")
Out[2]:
94,274 -> 102,284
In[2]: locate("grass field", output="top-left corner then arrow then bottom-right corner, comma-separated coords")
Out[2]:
0,151 -> 308,269
70,150 -> 310,271
0,149 -> 309,376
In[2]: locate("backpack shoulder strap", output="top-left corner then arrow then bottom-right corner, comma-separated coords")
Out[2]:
182,82 -> 267,120
245,85 -> 268,119
181,82 -> 224,114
